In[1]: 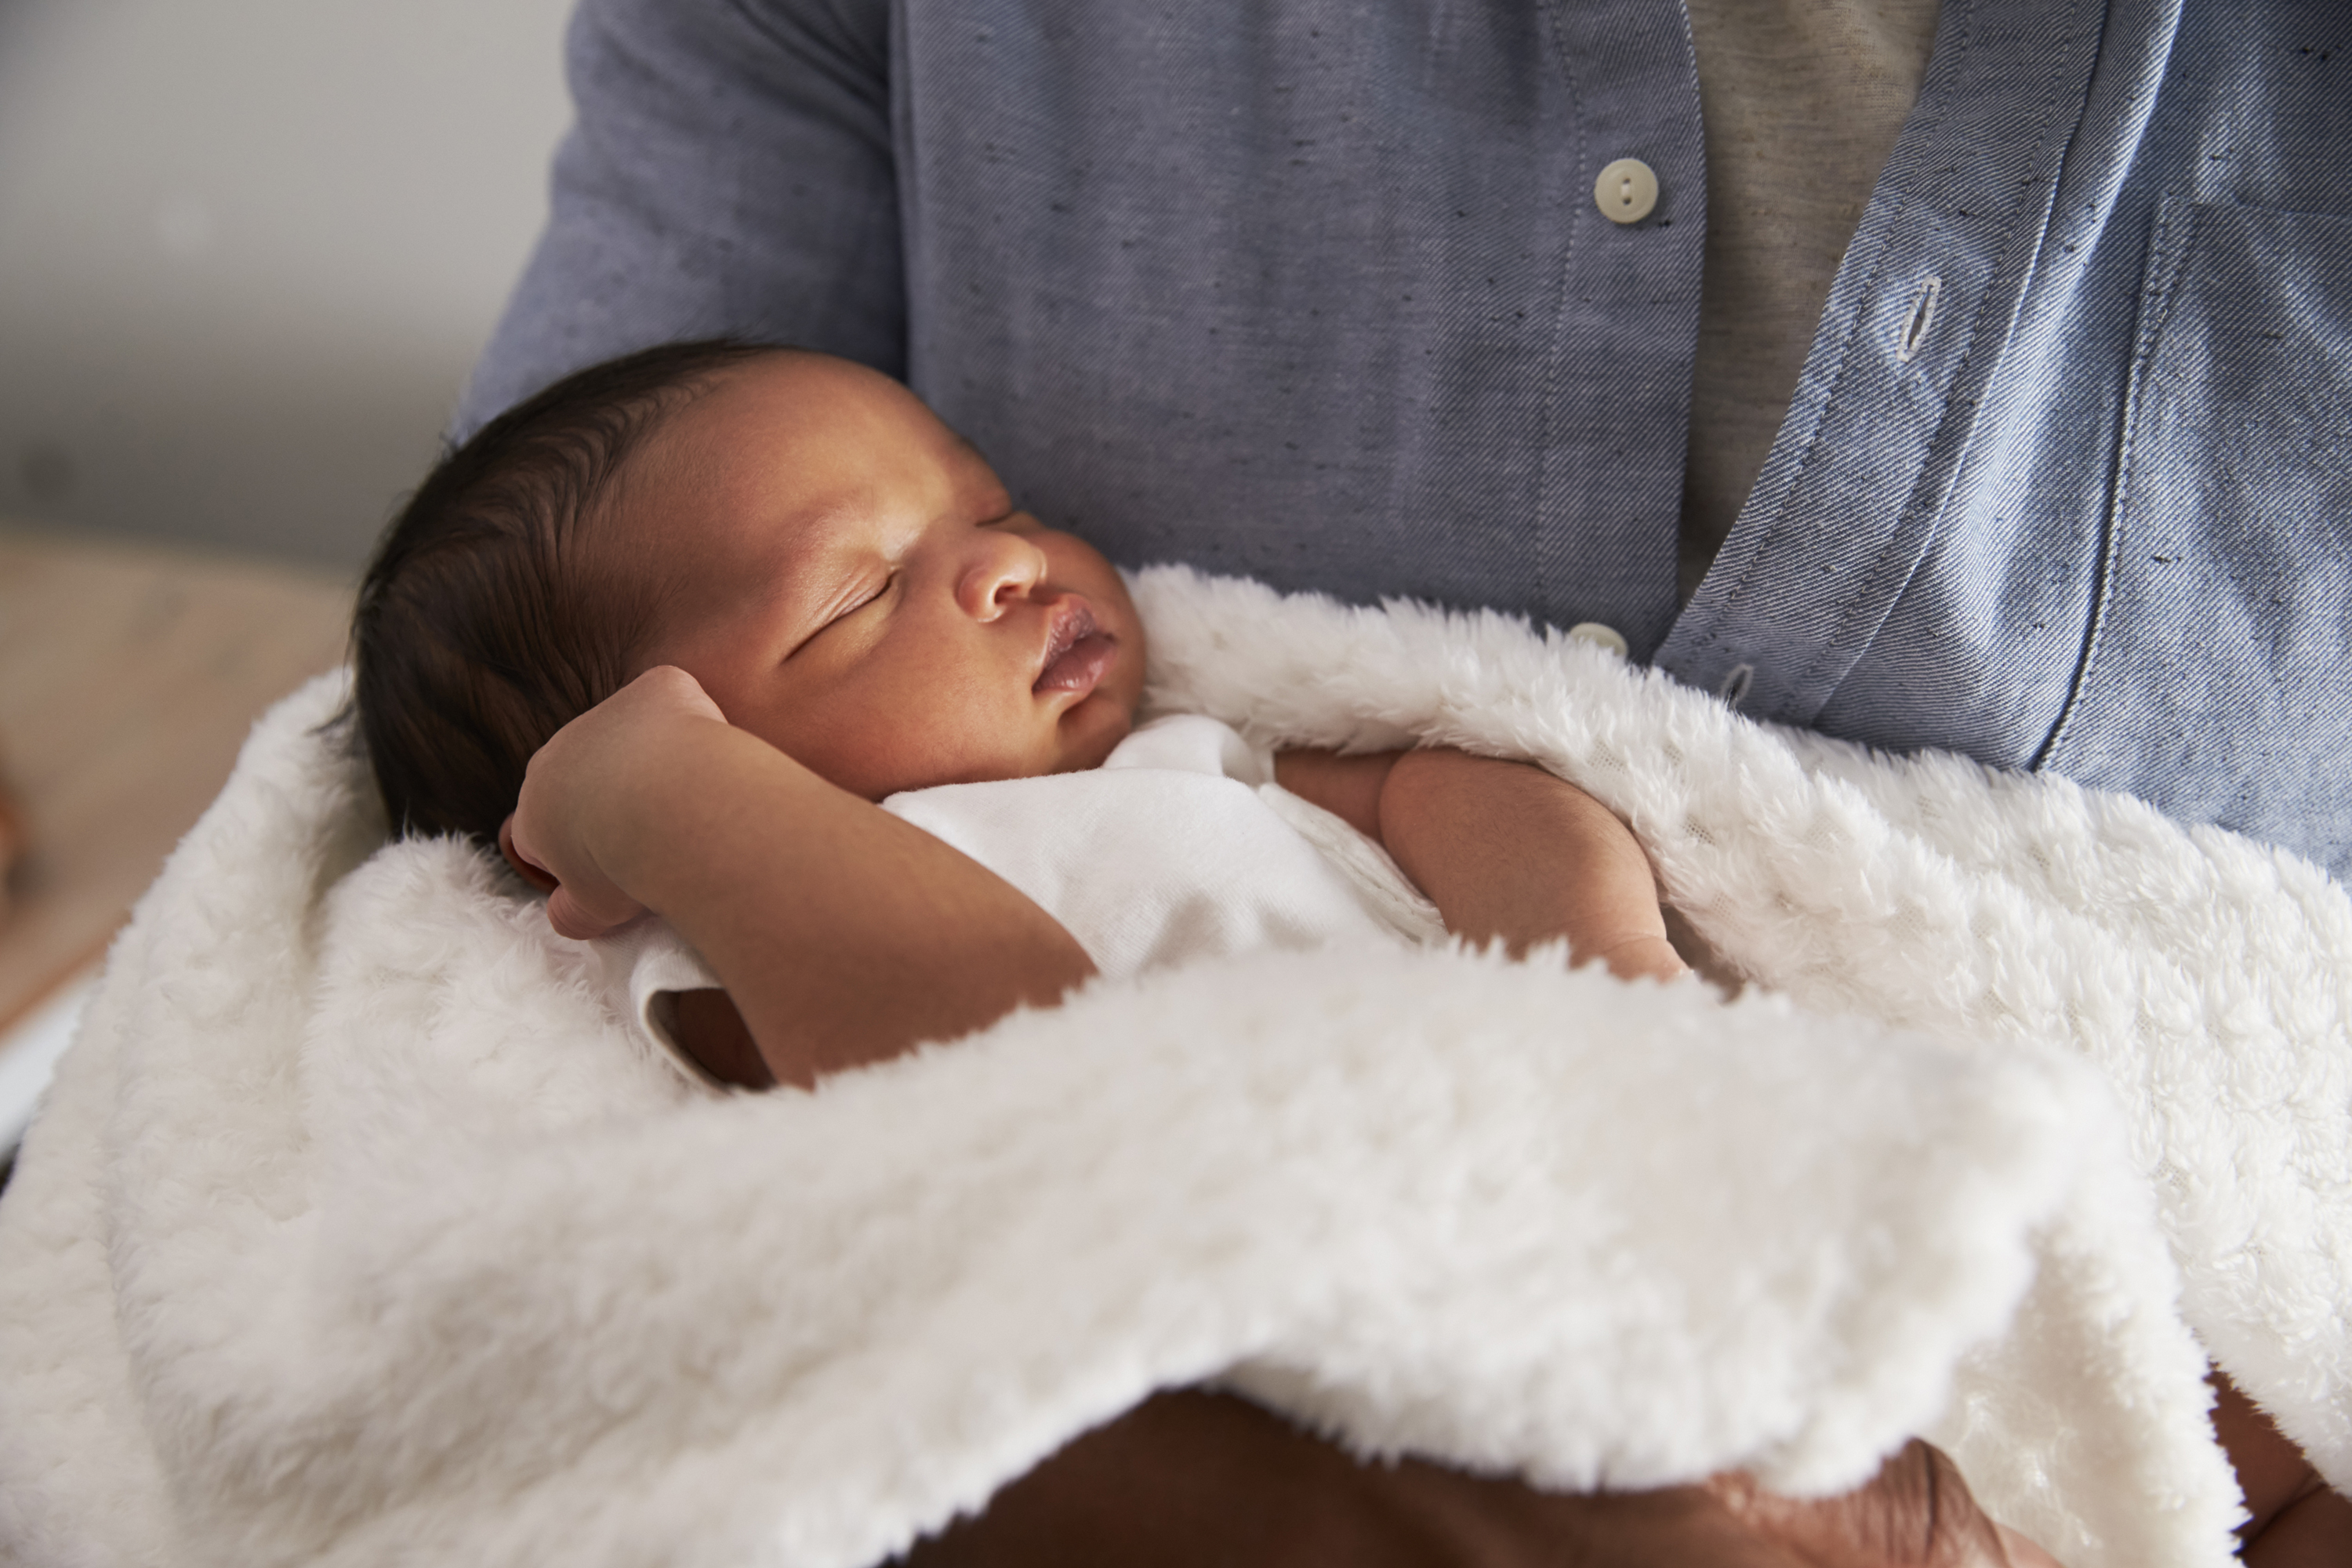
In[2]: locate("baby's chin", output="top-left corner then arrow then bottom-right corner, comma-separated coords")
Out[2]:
1052,697 -> 1138,775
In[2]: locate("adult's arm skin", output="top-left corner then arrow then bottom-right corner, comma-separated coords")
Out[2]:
2212,1370 -> 2352,1566
895,1389 -> 2053,1568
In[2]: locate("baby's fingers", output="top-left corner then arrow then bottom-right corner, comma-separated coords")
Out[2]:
543,883 -> 647,942
499,815 -> 645,940
498,816 -> 561,894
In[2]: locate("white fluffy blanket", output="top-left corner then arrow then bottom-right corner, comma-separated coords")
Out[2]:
3,567 -> 2347,1568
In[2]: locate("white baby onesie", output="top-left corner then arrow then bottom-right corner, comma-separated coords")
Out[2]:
604,714 -> 1443,1087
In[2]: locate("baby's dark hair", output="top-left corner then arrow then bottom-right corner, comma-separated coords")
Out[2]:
352,338 -> 777,843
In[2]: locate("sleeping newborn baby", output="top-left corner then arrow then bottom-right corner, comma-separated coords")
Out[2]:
354,341 -> 2348,1559
353,342 -> 1685,1091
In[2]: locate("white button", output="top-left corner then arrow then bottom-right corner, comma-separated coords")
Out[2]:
1566,622 -> 1629,658
1594,158 -> 1658,224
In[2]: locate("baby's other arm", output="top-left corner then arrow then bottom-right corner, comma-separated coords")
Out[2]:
1274,748 -> 1684,982
504,667 -> 1097,1087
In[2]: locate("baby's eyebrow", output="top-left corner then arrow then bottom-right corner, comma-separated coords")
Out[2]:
940,434 -> 1011,502
736,512 -> 837,648
775,522 -> 900,655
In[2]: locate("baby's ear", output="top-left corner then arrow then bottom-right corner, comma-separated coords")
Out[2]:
497,815 -> 561,894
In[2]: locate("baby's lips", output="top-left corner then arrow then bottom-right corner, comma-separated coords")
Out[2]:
1033,595 -> 1108,689
1035,626 -> 1119,697
1035,595 -> 1097,664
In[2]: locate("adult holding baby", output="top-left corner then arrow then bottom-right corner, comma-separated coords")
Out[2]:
456,0 -> 2350,1561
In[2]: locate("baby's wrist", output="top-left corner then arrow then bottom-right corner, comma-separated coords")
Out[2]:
561,713 -> 738,887
589,718 -> 831,913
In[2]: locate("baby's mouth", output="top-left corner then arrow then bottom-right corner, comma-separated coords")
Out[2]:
1035,598 -> 1118,696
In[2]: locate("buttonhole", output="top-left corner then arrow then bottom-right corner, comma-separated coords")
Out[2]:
1717,663 -> 1755,706
1896,277 -> 1942,363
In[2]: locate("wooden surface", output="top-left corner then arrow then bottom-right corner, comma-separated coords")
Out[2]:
0,526 -> 353,1036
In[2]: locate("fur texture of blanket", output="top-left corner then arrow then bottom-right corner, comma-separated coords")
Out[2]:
2,566 -> 2346,1567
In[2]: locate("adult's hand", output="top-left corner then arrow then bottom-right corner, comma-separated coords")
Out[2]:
898,1388 -> 2054,1567
1708,1443 -> 2060,1567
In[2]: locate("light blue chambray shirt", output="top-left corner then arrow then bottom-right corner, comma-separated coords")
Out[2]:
459,0 -> 2352,876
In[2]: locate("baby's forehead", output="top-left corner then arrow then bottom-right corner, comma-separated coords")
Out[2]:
603,353 -> 1009,616
669,353 -> 977,467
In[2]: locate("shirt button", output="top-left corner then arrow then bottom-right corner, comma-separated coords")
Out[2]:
1566,622 -> 1629,658
1594,158 -> 1659,224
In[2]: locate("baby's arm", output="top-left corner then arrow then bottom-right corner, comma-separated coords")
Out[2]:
505,667 -> 1097,1087
1275,747 -> 1685,981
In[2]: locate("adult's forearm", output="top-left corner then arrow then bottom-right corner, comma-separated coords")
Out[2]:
897,1390 -> 2048,1568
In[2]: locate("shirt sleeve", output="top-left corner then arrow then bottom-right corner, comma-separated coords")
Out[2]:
596,916 -> 731,1094
454,0 -> 905,437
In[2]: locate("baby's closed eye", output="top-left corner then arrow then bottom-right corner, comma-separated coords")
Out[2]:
790,572 -> 895,658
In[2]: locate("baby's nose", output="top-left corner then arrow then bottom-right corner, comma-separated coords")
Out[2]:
958,529 -> 1046,616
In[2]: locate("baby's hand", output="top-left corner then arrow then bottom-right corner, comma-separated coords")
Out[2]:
501,666 -> 730,940
1279,746 -> 1687,982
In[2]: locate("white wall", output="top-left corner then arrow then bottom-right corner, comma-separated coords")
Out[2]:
0,0 -> 576,567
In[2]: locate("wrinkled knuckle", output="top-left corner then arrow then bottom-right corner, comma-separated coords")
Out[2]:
1915,1443 -> 2009,1568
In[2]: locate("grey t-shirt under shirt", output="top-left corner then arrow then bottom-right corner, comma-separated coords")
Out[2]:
1679,0 -> 1942,597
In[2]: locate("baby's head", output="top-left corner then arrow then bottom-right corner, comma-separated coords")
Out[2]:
354,343 -> 1145,840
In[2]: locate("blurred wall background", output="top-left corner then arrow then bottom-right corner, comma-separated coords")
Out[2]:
0,0 -> 576,569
